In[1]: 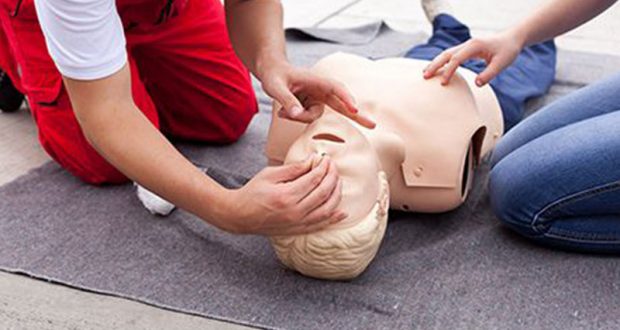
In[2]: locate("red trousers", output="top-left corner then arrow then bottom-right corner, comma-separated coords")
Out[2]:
0,0 -> 257,184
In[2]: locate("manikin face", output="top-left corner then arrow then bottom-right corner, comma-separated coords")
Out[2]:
270,111 -> 389,280
283,111 -> 381,228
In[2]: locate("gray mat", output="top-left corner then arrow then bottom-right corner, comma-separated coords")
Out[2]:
2,22 -> 620,330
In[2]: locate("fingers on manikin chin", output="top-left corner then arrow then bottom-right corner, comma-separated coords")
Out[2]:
330,82 -> 358,111
295,104 -> 323,122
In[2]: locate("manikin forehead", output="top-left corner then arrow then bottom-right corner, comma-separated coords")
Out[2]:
270,171 -> 389,280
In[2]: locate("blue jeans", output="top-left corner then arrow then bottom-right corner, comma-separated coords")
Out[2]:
404,14 -> 556,130
489,72 -> 620,253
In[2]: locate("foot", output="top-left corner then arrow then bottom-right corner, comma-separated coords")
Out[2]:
0,71 -> 24,113
136,184 -> 176,216
421,0 -> 453,23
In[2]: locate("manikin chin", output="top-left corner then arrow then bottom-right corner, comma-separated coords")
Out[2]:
265,52 -> 504,280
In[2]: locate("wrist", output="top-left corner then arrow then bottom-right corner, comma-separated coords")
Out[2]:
188,171 -> 235,229
255,51 -> 290,82
205,187 -> 241,233
507,25 -> 529,49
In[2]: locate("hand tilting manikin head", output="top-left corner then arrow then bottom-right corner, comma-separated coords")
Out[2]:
270,111 -> 393,280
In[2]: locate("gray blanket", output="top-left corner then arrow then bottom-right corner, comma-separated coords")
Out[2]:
1,22 -> 620,330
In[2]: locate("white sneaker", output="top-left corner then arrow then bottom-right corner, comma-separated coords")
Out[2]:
421,0 -> 453,23
135,184 -> 176,216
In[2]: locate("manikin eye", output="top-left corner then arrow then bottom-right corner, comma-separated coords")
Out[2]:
311,133 -> 345,143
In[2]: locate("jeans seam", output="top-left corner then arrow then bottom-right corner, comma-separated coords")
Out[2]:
544,232 -> 620,244
531,180 -> 620,238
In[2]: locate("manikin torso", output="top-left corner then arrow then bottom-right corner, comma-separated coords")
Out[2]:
267,52 -> 504,280
266,52 -> 503,212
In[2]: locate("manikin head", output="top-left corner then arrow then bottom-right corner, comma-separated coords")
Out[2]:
270,111 -> 390,280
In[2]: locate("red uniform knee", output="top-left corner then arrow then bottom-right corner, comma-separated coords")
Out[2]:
216,80 -> 258,143
156,71 -> 258,144
39,136 -> 129,185
34,98 -> 130,185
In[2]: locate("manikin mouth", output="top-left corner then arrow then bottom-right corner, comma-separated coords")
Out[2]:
311,133 -> 345,143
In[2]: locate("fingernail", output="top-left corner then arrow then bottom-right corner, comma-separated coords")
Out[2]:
290,106 -> 303,117
314,154 -> 325,166
310,154 -> 322,168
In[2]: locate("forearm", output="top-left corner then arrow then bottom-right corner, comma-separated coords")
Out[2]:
64,66 -> 231,227
509,0 -> 617,47
85,103 -> 227,222
225,0 -> 288,80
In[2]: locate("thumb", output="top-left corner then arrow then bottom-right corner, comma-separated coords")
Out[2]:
475,57 -> 510,86
268,83 -> 304,119
267,155 -> 318,183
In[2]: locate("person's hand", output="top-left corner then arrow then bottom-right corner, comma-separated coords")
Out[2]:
218,154 -> 346,236
260,63 -> 376,129
423,30 -> 524,86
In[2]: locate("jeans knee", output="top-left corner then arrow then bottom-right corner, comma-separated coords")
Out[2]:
489,134 -> 515,169
489,162 -> 539,237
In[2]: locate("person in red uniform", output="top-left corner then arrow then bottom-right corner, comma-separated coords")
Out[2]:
0,0 -> 374,236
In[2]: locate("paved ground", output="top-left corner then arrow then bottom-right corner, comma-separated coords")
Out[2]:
1,0 -> 620,329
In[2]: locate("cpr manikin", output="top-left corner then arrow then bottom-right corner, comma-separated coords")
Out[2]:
265,52 -> 504,280
135,52 -> 505,280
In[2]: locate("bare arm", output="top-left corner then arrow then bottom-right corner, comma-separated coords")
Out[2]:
424,0 -> 618,85
224,0 -> 286,80
65,65 -> 346,235
64,65 -> 229,224
512,0 -> 617,47
224,0 -> 375,128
